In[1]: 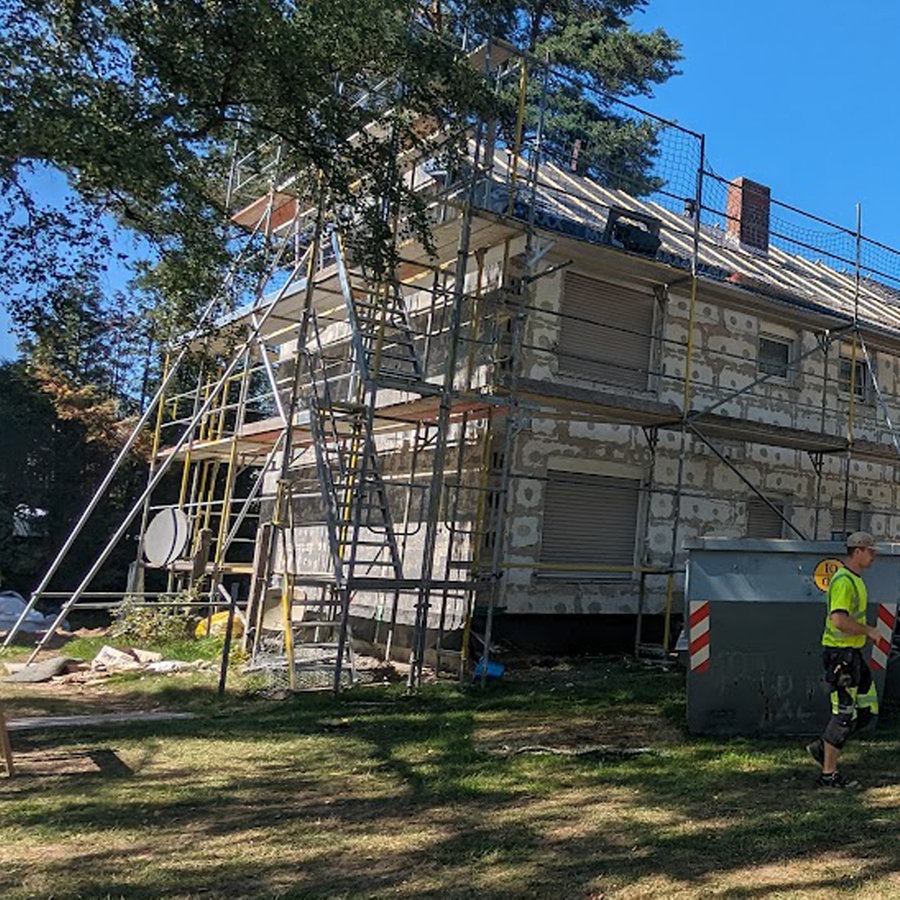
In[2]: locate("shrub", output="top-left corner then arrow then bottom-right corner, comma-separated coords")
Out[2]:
110,596 -> 197,646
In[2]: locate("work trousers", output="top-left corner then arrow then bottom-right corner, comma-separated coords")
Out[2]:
821,647 -> 878,749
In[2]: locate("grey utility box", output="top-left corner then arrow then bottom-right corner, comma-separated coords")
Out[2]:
685,538 -> 899,737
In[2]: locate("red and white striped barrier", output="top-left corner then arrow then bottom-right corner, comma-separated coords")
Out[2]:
869,603 -> 896,672
689,600 -> 710,673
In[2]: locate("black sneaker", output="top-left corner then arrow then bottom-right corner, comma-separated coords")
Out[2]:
806,738 -> 825,766
816,772 -> 860,789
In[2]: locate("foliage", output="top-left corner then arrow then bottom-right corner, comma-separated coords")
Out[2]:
447,0 -> 682,194
109,597 -> 198,646
0,360 -> 148,594
16,267 -> 153,405
1,0 -> 494,340
0,363 -> 62,586
1,1 -> 680,342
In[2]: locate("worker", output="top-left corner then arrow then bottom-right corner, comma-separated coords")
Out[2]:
807,531 -> 881,788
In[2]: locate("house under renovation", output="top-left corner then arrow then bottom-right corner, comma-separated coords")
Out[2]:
12,43 -> 900,690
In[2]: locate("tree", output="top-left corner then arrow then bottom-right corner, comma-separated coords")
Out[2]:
0,268 -> 155,595
16,267 -> 150,399
1,0 -> 493,338
443,0 -> 682,194
2,2 -> 679,337
0,361 -> 146,593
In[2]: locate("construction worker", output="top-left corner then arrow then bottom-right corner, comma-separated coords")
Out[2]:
807,531 -> 881,788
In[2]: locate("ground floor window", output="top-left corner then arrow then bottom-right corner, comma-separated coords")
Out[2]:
540,470 -> 640,579
831,507 -> 863,542
746,497 -> 786,538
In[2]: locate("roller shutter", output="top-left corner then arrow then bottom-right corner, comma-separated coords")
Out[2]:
559,272 -> 655,389
746,498 -> 785,538
540,471 -> 640,578
831,508 -> 862,542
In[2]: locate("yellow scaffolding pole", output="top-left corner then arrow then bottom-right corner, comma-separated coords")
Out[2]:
212,353 -> 253,577
505,57 -> 529,217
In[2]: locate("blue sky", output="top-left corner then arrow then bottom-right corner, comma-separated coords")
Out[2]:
3,0 -> 898,360
639,1 -> 900,237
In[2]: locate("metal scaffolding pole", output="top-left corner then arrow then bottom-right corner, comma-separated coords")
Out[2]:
21,247 -> 312,662
406,44 -> 496,688
666,134 -> 705,584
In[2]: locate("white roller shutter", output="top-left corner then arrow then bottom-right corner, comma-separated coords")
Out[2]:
540,471 -> 640,578
559,272 -> 655,389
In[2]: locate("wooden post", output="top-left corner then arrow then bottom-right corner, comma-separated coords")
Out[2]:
0,703 -> 14,777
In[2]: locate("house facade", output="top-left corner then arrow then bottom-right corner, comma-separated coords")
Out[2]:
236,155 -> 900,663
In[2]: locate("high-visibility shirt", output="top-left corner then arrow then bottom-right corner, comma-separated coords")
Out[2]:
821,567 -> 867,649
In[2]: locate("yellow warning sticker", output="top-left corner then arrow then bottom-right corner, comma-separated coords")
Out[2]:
814,558 -> 844,592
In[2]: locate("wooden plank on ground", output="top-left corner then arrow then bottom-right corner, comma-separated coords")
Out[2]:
0,703 -> 14,777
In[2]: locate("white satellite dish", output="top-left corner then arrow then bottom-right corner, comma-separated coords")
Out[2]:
144,507 -> 191,567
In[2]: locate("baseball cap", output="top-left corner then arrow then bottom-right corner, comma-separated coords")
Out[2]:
846,531 -> 876,549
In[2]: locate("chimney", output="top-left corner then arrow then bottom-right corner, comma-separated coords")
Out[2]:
726,177 -> 770,252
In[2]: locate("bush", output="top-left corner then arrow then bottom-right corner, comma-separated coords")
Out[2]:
110,597 -> 196,646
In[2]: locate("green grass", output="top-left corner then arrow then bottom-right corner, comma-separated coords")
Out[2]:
2,654 -> 900,898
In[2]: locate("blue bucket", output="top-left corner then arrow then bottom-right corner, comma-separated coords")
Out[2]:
472,658 -> 505,680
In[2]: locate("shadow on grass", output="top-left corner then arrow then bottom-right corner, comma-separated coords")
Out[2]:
1,663 -> 899,897
6,747 -> 133,778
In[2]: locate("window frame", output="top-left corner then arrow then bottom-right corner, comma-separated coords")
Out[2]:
838,352 -> 871,402
757,334 -> 794,381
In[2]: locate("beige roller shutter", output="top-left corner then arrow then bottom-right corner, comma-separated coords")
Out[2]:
746,498 -> 785,538
831,508 -> 862,542
540,471 -> 640,578
559,272 -> 655,389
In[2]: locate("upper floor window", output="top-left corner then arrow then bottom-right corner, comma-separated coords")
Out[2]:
758,335 -> 792,379
558,272 -> 655,390
839,355 -> 869,400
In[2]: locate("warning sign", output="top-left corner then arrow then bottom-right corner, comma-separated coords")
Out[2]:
813,558 -> 844,592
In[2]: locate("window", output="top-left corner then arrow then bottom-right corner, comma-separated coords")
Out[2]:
758,336 -> 792,379
540,471 -> 640,579
746,498 -> 785,538
831,507 -> 863,542
558,272 -> 655,389
839,356 -> 868,400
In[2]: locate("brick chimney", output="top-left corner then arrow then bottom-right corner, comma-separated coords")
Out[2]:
726,177 -> 770,252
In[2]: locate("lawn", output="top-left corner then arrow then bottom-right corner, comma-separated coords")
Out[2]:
1,647 -> 899,899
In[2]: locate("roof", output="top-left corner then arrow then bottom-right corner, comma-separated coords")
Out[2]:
213,144 -> 900,346
481,150 -> 900,338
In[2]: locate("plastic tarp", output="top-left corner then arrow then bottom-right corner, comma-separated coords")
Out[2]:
0,591 -> 61,633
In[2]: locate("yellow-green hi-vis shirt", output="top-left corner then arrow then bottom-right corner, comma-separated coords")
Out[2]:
821,568 -> 867,649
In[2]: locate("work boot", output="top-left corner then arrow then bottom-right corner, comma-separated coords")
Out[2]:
806,738 -> 825,766
815,771 -> 860,789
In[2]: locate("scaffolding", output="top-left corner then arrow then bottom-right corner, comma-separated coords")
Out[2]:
10,38 -> 900,688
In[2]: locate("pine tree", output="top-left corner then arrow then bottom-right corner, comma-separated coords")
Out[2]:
446,0 -> 682,193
